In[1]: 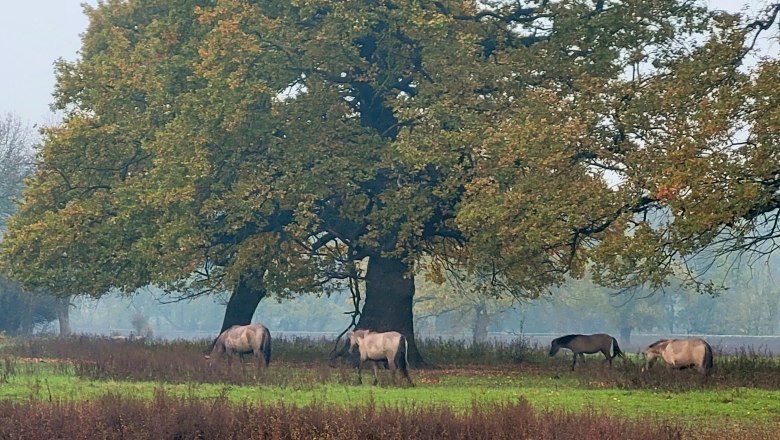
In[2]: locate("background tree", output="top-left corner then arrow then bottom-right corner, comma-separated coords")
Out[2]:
672,252 -> 780,335
3,1 -> 778,363
0,277 -> 60,335
0,113 -> 64,335
415,268 -> 517,343
0,112 -> 34,227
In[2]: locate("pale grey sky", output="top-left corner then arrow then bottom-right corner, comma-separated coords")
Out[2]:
0,1 -> 97,126
0,0 -> 773,129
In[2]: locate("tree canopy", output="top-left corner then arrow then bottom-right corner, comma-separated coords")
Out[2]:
2,0 -> 779,356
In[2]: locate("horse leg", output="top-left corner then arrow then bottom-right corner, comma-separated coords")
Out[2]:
403,367 -> 414,386
226,349 -> 234,368
372,361 -> 379,386
602,349 -> 612,368
388,357 -> 397,385
357,360 -> 364,385
571,353 -> 577,371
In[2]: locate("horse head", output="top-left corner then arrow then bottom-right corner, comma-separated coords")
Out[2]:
641,339 -> 669,372
348,329 -> 370,353
548,339 -> 560,357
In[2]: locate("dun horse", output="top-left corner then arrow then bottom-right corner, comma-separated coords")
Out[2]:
348,329 -> 413,386
641,338 -> 713,375
549,333 -> 624,370
205,323 -> 272,369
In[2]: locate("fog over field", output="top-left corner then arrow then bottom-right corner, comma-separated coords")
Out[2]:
65,251 -> 780,354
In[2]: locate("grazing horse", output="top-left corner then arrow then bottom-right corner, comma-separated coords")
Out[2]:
205,323 -> 272,369
549,333 -> 624,371
348,329 -> 413,386
641,338 -> 713,375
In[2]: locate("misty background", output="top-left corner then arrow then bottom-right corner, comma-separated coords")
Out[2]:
55,247 -> 780,354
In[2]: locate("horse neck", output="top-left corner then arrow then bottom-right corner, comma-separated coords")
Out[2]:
210,339 -> 226,356
649,340 -> 671,352
351,331 -> 369,345
217,328 -> 238,347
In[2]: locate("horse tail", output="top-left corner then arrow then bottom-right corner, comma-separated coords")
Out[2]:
261,326 -> 272,366
398,334 -> 413,385
703,342 -> 713,374
611,337 -> 625,359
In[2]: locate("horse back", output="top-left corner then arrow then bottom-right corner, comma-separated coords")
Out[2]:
360,331 -> 404,360
223,324 -> 268,351
570,333 -> 614,354
665,338 -> 710,367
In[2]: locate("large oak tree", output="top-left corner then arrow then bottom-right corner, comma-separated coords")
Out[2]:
2,0 -> 778,363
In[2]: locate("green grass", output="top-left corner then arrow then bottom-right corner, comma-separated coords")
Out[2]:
3,360 -> 779,427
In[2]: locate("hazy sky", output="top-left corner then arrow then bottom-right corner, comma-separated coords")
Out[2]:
0,0 -> 774,129
0,1 -> 97,126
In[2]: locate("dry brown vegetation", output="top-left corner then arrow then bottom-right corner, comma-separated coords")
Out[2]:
1,390 -> 776,440
0,391 -> 686,440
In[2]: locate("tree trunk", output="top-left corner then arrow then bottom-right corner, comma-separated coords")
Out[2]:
356,254 -> 425,366
472,307 -> 490,345
16,293 -> 35,336
219,275 -> 267,333
619,326 -> 632,347
57,297 -> 71,336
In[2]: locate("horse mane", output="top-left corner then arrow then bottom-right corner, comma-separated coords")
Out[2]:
648,339 -> 670,348
553,334 -> 580,345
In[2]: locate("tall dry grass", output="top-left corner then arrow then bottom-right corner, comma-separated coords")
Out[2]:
0,390 -> 697,440
3,335 -> 780,389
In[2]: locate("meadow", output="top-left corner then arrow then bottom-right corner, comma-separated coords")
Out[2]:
1,335 -> 779,439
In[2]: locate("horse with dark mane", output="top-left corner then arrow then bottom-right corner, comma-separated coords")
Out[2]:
348,329 -> 413,386
549,333 -> 624,371
641,338 -> 713,375
205,323 -> 272,369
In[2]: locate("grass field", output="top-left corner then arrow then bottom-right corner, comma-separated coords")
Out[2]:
1,336 -> 779,439
2,362 -> 779,423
